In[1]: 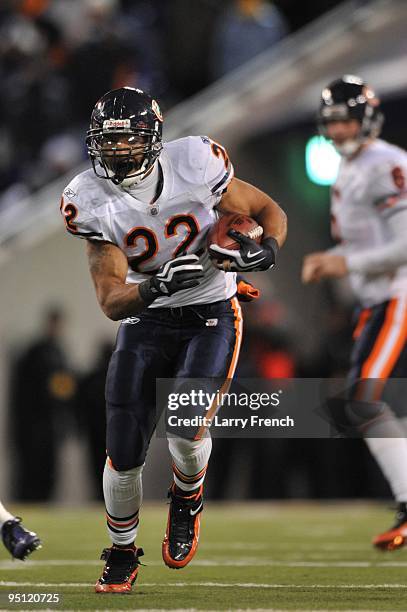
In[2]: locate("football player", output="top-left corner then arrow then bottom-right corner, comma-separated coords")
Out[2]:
0,501 -> 41,559
302,75 -> 407,550
60,87 -> 287,593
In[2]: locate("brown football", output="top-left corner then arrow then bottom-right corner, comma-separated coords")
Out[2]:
206,213 -> 263,259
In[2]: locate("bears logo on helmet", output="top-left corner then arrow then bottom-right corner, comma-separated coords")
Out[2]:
151,99 -> 163,122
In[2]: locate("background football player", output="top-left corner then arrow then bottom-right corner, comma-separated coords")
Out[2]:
60,87 -> 287,593
0,501 -> 41,560
302,75 -> 407,550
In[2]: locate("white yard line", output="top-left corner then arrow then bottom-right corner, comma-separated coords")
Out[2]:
201,543 -> 369,551
201,543 -> 269,550
0,609 -> 385,612
1,581 -> 407,589
1,559 -> 407,569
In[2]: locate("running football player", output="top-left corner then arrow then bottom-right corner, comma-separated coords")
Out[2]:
302,75 -> 407,550
60,87 -> 287,593
0,501 -> 41,559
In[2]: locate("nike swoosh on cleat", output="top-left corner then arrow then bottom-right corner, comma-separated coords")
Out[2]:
190,502 -> 203,516
247,250 -> 263,258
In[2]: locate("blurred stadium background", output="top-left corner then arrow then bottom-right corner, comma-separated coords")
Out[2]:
0,0 -> 406,511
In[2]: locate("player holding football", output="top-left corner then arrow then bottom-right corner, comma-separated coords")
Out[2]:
0,501 -> 41,559
302,75 -> 407,550
60,87 -> 286,593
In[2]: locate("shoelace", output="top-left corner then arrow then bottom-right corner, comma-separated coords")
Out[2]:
387,503 -> 407,529
393,511 -> 407,529
170,495 -> 201,544
101,548 -> 143,582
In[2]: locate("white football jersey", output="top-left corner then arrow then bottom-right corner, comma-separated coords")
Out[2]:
331,139 -> 407,307
60,136 -> 236,308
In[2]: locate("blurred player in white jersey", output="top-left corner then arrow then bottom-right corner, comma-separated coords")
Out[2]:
0,501 -> 41,559
302,75 -> 407,550
60,87 -> 287,593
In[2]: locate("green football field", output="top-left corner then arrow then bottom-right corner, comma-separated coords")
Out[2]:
0,502 -> 406,611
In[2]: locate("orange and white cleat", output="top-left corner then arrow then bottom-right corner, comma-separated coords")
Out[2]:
373,503 -> 407,551
162,484 -> 203,569
95,545 -> 144,593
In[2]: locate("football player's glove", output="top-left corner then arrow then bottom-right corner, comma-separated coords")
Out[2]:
139,254 -> 204,303
236,276 -> 260,302
209,230 -> 278,272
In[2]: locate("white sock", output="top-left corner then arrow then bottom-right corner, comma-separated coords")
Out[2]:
168,436 -> 212,492
365,418 -> 407,501
103,461 -> 143,546
0,502 -> 14,528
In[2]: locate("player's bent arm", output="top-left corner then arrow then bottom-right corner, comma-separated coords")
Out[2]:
218,177 -> 287,247
346,206 -> 407,275
87,241 -> 204,320
86,240 -> 146,320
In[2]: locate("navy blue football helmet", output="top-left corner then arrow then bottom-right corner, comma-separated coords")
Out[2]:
318,75 -> 383,140
86,87 -> 163,185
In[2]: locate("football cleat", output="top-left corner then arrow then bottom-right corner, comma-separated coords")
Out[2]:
373,503 -> 407,551
162,484 -> 203,569
95,545 -> 144,593
1,517 -> 41,560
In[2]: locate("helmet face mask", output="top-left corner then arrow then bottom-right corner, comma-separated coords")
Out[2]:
317,75 -> 384,157
86,88 -> 163,185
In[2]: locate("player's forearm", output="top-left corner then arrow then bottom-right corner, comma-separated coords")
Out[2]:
86,240 -> 153,320
346,209 -> 407,275
96,281 -> 148,320
219,178 -> 287,247
256,201 -> 287,248
346,239 -> 407,275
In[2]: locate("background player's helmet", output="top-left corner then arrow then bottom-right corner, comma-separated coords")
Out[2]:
318,75 -> 384,154
86,87 -> 163,186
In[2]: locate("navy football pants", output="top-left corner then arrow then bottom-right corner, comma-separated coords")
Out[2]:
105,297 -> 242,470
347,297 -> 407,414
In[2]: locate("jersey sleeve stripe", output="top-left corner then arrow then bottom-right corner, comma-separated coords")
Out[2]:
381,204 -> 407,219
210,163 -> 234,194
66,228 -> 104,238
374,192 -> 407,210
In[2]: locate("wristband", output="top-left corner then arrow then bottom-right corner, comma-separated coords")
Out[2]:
262,236 -> 279,262
138,279 -> 159,305
262,236 -> 279,254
